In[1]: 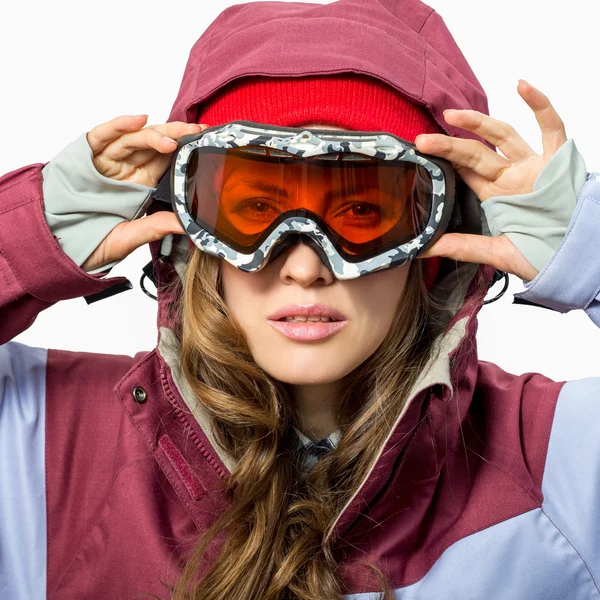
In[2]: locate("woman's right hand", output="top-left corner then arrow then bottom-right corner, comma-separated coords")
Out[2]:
81,115 -> 206,272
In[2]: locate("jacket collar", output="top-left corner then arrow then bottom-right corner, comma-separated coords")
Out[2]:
148,257 -> 491,542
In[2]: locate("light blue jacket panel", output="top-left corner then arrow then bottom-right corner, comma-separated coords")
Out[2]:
0,343 -> 47,600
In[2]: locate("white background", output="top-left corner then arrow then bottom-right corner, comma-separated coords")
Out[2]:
1,0 -> 599,381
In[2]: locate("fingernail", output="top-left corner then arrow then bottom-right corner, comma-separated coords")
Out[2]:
162,136 -> 177,145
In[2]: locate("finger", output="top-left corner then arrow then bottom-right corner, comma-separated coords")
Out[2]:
99,150 -> 173,188
517,80 -> 567,156
95,145 -> 176,187
119,148 -> 159,169
104,127 -> 179,162
87,115 -> 148,154
454,169 -> 491,202
415,134 -> 510,181
137,151 -> 174,186
442,109 -> 536,162
124,123 -> 205,168
145,121 -> 205,140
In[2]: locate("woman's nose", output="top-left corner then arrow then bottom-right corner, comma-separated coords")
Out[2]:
278,237 -> 335,287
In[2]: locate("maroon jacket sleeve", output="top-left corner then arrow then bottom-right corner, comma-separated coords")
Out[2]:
0,163 -> 130,344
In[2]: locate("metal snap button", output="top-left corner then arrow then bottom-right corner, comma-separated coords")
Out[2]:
133,386 -> 148,404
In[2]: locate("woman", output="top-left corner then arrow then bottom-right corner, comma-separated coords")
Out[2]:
1,0 -> 598,598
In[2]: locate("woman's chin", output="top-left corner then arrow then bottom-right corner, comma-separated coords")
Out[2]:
252,346 -> 359,385
263,367 -> 347,386
246,324 -> 372,384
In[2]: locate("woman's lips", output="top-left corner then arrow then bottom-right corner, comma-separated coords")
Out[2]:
267,303 -> 348,341
267,303 -> 347,321
267,319 -> 348,341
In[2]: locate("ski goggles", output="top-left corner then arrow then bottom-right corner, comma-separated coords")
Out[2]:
170,120 -> 457,279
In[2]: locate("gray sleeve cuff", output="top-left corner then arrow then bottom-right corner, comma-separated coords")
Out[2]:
513,172 -> 600,326
480,139 -> 587,274
42,132 -> 155,274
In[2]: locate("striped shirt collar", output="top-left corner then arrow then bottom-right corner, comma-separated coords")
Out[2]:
293,426 -> 342,450
293,427 -> 341,473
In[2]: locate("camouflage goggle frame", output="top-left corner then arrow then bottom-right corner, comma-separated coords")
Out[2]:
170,120 -> 457,280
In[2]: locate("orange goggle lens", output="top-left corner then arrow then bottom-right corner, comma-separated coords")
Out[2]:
185,146 -> 433,255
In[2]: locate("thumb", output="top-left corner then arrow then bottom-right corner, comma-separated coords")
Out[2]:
82,211 -> 185,272
419,232 -> 494,263
116,211 -> 185,248
417,232 -> 538,281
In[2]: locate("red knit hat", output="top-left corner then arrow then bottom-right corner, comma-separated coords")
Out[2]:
196,73 -> 443,289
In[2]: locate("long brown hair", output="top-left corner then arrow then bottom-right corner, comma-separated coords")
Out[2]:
166,247 -> 465,599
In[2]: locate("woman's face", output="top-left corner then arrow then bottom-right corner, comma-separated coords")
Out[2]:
220,124 -> 411,385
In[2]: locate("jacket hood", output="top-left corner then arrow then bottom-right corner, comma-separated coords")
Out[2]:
168,0 -> 493,147
148,0 -> 497,544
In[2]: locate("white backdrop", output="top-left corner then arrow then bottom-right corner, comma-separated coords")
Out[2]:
1,0 -> 598,381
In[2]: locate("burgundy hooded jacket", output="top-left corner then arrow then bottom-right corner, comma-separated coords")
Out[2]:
2,0 -> 600,598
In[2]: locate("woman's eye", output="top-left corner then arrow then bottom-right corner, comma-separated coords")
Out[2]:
351,203 -> 377,216
232,198 -> 279,217
335,202 -> 382,219
248,201 -> 271,213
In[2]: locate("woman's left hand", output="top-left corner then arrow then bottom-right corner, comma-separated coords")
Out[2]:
414,79 -> 567,282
